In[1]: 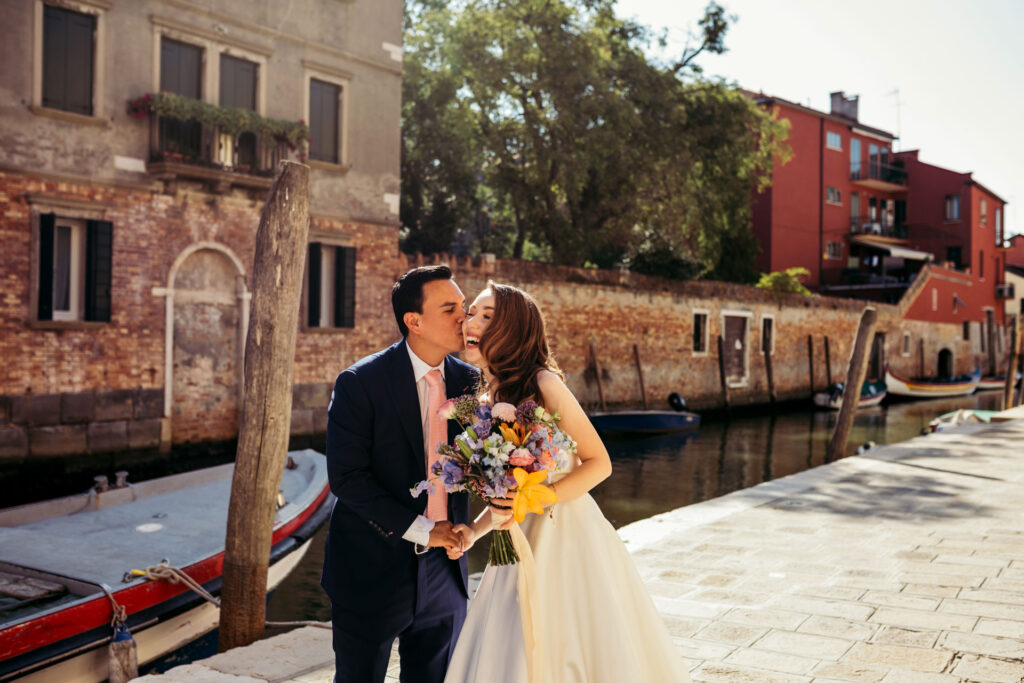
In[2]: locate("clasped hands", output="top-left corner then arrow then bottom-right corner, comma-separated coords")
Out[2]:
427,498 -> 516,560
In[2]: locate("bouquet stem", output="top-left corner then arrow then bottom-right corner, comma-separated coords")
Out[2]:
488,529 -> 519,565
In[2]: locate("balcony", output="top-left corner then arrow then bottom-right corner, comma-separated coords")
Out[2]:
850,159 -> 907,192
130,93 -> 307,194
849,215 -> 906,239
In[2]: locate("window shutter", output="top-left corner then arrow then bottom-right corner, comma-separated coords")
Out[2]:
42,6 -> 67,111
335,246 -> 356,328
38,214 -> 56,321
85,220 -> 113,322
66,11 -> 95,115
307,242 -> 321,327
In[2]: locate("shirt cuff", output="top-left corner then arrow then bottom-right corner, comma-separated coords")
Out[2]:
402,515 -> 435,547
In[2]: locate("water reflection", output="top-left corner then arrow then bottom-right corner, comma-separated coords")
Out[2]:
267,390 -> 1005,625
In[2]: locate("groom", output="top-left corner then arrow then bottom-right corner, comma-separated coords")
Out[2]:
322,265 -> 478,683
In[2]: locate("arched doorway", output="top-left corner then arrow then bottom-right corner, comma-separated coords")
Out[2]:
937,348 -> 954,381
159,242 -> 250,444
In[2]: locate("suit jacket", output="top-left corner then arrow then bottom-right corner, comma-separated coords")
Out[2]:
321,339 -> 478,624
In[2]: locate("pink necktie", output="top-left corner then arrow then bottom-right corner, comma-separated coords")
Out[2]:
424,369 -> 448,521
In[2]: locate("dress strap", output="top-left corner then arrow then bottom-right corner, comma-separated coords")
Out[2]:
509,522 -> 544,683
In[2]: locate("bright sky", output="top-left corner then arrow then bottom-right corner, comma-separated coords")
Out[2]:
616,0 -> 1023,238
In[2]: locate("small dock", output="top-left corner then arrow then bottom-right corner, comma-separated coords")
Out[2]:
137,411 -> 1024,682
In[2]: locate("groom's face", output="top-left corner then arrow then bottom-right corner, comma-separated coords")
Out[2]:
407,278 -> 467,357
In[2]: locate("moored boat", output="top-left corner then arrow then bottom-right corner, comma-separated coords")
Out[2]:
0,449 -> 331,683
927,409 -> 998,432
589,392 -> 700,437
977,372 -> 1022,391
812,380 -> 887,410
884,367 -> 981,399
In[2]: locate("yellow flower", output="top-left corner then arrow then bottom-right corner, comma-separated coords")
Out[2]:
511,467 -> 558,523
498,422 -> 529,447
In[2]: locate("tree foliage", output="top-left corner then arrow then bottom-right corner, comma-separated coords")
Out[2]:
756,267 -> 814,299
401,0 -> 789,282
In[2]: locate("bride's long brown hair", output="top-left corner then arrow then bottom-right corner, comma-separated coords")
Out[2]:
478,281 -> 564,406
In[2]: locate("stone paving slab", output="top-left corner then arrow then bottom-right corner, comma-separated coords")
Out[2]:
135,419 -> 1024,682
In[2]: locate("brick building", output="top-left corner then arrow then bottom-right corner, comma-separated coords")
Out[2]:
0,0 -> 405,480
748,90 -> 1011,357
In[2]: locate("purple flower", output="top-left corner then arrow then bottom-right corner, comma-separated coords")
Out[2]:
410,480 -> 431,498
515,400 -> 538,426
440,460 -> 465,487
475,404 -> 492,421
471,418 -> 492,435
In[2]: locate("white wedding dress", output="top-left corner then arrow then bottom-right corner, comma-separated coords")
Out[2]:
445,471 -> 690,683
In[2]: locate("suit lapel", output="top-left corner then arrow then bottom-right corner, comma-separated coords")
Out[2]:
390,340 -> 425,468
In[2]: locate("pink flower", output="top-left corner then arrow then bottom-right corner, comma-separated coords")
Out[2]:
437,398 -> 458,421
491,402 -> 516,422
537,449 -> 555,469
509,448 -> 534,467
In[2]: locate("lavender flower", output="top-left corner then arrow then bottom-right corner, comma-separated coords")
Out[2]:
409,480 -> 431,498
515,400 -> 538,427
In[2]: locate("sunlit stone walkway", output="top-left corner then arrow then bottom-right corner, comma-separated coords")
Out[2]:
136,413 -> 1024,682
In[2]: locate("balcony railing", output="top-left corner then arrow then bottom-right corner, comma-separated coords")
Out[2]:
850,160 -> 907,188
849,215 -> 906,238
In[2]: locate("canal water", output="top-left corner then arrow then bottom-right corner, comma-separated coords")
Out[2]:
265,391 -> 1005,627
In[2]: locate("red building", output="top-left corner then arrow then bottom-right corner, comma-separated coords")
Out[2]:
748,90 -> 1010,338
1007,234 -> 1024,268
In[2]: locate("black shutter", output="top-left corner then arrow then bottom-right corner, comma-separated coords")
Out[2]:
85,220 -> 113,322
38,214 -> 56,321
161,38 -> 202,99
220,55 -> 257,111
335,246 -> 356,328
42,6 -> 94,115
307,242 -> 321,328
310,79 -> 339,163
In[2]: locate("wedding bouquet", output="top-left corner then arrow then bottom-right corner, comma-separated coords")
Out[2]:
411,397 -> 576,565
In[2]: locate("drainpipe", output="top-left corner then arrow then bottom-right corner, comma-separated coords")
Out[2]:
819,117 -> 825,289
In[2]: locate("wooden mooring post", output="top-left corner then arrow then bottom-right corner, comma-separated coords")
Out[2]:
1004,319 -> 1020,410
823,335 -> 832,387
919,338 -> 926,378
219,161 -> 310,651
807,334 -> 815,396
632,344 -> 648,409
764,345 -> 777,406
590,341 -> 607,412
717,334 -> 730,410
827,307 -> 878,463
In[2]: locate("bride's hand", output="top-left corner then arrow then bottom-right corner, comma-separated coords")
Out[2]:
488,498 -> 515,531
446,524 -> 475,560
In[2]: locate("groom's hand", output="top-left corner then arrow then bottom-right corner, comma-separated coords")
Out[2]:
426,520 -> 464,551
446,524 -> 475,560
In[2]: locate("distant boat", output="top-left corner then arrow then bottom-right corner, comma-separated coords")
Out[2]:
589,392 -> 701,437
884,367 -> 981,399
977,372 -> 1022,391
0,449 -> 331,683
928,409 -> 998,432
813,380 -> 887,410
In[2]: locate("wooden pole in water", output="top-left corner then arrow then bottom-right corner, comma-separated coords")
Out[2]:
632,344 -> 648,409
1004,318 -> 1020,410
764,345 -> 777,405
717,334 -> 730,409
824,335 -> 832,386
219,161 -> 310,651
590,341 -> 607,412
827,307 -> 878,463
919,338 -> 926,378
807,334 -> 815,396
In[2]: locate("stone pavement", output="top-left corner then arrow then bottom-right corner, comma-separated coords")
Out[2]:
136,416 -> 1024,682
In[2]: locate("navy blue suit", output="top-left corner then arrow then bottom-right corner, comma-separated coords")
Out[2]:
322,340 -> 478,683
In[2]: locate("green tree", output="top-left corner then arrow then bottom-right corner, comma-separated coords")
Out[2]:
756,267 -> 814,300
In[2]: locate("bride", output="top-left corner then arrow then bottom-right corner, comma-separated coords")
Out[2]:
445,282 -> 689,683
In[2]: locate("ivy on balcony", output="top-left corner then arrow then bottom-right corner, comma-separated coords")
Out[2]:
126,92 -> 309,152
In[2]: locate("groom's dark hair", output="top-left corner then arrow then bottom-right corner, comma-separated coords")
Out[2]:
392,265 -> 454,337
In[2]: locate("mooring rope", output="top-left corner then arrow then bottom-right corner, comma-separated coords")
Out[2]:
128,562 -> 331,630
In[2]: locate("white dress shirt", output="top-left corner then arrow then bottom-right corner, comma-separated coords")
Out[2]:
402,344 -> 446,547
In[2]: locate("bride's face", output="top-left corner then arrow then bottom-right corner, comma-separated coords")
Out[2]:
462,289 -> 495,365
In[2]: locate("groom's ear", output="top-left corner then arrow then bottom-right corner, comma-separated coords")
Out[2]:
404,311 -> 419,335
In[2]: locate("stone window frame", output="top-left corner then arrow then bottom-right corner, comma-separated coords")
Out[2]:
150,16 -> 272,114
30,0 -> 111,128
300,228 -> 357,334
25,193 -> 110,330
302,60 -> 353,173
691,308 -> 710,357
721,309 -> 753,389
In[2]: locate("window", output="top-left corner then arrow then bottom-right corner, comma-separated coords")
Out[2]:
979,250 -> 984,279
850,138 -> 861,176
692,311 -> 708,354
869,196 -> 877,221
945,195 -> 960,221
996,207 -> 1002,237
42,5 -> 95,115
963,321 -> 970,341
869,144 -> 879,179
309,78 -> 342,163
761,316 -> 774,354
826,241 -> 842,260
160,38 -> 203,159
902,332 -> 911,357
980,321 -> 986,353
220,54 -> 258,167
306,243 -> 356,328
980,198 -> 988,226
826,187 -> 842,205
946,246 -> 962,269
850,192 -> 860,230
826,131 -> 842,150
37,213 -> 112,322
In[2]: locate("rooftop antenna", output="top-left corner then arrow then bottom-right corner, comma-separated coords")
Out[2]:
886,88 -> 904,150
